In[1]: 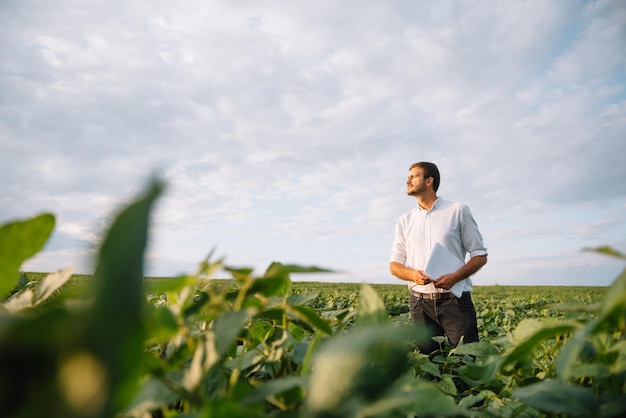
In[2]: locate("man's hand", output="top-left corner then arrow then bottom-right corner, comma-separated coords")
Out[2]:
412,269 -> 432,285
433,273 -> 460,290
433,255 -> 487,290
390,262 -> 433,285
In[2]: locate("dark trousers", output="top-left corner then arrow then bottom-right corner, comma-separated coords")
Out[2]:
410,292 -> 479,354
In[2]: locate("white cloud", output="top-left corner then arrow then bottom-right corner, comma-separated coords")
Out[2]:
1,0 -> 625,286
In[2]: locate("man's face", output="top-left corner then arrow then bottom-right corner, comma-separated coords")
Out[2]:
407,167 -> 427,196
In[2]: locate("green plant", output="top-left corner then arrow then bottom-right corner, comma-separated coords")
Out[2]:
1,179 -> 624,417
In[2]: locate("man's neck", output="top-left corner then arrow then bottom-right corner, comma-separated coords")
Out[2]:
417,194 -> 438,211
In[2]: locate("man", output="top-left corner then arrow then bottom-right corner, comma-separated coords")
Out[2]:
389,162 -> 488,354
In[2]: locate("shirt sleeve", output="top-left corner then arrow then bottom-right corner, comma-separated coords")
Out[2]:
460,205 -> 488,258
389,218 -> 407,264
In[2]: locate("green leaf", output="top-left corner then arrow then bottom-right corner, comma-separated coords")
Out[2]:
33,267 -> 74,305
143,305 -> 179,340
242,375 -> 306,404
183,291 -> 209,318
264,262 -> 333,276
288,305 -> 332,335
224,266 -> 254,281
437,374 -> 458,396
458,358 -> 503,384
213,310 -> 250,355
247,319 -> 274,346
597,266 -> 626,329
558,267 -> 626,380
502,318 -> 579,370
583,245 -> 626,260
305,325 -> 417,415
91,180 -> 164,319
144,275 -> 197,294
85,178 -> 165,415
2,267 -> 73,313
357,283 -> 389,326
254,307 -> 284,322
513,380 -> 599,416
0,213 -> 55,297
570,363 -> 612,379
286,291 -> 319,306
599,393 -> 626,418
416,358 -> 441,378
248,275 -> 291,298
556,320 -> 595,381
122,378 -> 179,416
458,390 -> 494,409
356,380 -> 461,418
450,341 -> 500,358
184,331 -> 220,391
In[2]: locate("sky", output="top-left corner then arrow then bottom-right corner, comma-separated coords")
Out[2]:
1,0 -> 625,287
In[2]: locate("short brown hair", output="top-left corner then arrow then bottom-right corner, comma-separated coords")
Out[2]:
410,162 -> 440,192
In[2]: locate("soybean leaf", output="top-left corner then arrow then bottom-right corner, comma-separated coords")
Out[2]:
597,266 -> 626,329
451,341 -> 500,358
0,213 -> 55,298
502,318 -> 579,370
557,267 -> 626,379
248,276 -> 291,298
144,275 -> 197,295
122,378 -> 179,417
513,380 -> 599,417
288,305 -> 332,335
286,291 -> 319,306
85,179 -> 164,416
437,374 -> 458,396
225,346 -> 264,373
33,267 -> 74,305
458,358 -> 503,384
357,283 -> 388,326
264,262 -> 333,276
583,245 -> 626,260
255,307 -> 284,322
224,266 -> 254,282
305,325 -> 416,416
213,310 -> 250,355
263,262 -> 332,293
599,393 -> 626,418
143,305 -> 179,341
1,287 -> 33,313
3,267 -> 73,313
184,331 -> 220,391
416,358 -> 441,378
356,380 -> 461,418
242,375 -> 306,404
556,320 -> 595,381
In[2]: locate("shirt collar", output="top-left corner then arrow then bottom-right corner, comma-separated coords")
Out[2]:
417,196 -> 442,212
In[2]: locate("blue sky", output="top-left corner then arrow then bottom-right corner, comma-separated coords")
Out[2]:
1,0 -> 625,286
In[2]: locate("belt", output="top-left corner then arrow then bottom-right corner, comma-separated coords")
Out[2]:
413,291 -> 454,300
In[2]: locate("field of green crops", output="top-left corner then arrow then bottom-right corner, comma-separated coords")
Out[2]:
1,179 -> 625,418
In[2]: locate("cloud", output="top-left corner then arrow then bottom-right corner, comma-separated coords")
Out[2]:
1,0 -> 625,286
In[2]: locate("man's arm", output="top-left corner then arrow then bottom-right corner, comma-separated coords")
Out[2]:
389,262 -> 433,286
434,255 -> 488,290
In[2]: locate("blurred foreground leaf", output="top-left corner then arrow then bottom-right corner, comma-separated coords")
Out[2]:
513,380 -> 599,416
357,282 -> 389,326
305,324 -> 423,418
84,179 -> 165,416
0,213 -> 55,297
2,267 -> 73,313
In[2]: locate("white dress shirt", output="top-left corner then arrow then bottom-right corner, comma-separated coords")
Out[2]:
390,197 -> 488,294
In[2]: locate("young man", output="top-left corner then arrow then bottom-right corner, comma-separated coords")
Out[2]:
389,162 -> 488,354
